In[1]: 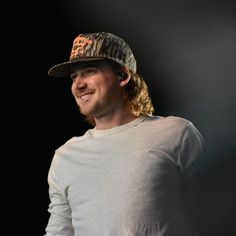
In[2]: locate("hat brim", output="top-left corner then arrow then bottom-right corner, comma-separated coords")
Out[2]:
48,57 -> 106,77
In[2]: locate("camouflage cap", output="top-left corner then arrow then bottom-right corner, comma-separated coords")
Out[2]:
48,32 -> 137,77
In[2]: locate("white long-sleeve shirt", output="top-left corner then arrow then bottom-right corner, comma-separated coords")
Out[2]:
44,115 -> 204,236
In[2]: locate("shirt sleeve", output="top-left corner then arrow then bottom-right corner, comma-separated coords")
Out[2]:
43,157 -> 74,236
179,122 -> 205,232
178,121 -> 204,172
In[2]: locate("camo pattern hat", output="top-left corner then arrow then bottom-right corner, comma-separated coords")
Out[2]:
48,32 -> 137,77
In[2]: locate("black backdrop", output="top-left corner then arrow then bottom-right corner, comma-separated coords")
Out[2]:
4,0 -> 236,235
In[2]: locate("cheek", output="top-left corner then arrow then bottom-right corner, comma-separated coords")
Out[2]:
102,84 -> 122,101
71,84 -> 76,95
100,76 -> 119,91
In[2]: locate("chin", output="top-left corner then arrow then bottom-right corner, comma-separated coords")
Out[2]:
79,105 -> 101,118
80,109 -> 95,117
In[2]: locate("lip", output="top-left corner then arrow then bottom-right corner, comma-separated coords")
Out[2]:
79,92 -> 94,102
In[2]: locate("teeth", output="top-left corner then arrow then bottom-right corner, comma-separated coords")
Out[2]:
81,94 -> 92,101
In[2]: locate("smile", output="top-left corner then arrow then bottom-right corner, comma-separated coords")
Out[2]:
80,93 -> 93,101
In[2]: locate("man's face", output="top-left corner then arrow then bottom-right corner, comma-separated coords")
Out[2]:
70,60 -> 124,119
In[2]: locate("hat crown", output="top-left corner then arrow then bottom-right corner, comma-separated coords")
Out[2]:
48,32 -> 137,77
69,32 -> 136,72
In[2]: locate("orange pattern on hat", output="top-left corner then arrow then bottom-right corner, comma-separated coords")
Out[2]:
70,36 -> 93,59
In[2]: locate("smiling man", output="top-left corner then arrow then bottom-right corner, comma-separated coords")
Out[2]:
69,60 -> 136,129
44,32 -> 204,236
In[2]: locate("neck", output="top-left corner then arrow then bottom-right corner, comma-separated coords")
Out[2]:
94,110 -> 138,130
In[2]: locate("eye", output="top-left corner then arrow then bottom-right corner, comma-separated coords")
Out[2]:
83,68 -> 97,76
70,67 -> 98,81
70,74 -> 77,81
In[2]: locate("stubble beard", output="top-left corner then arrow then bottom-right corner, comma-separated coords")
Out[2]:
78,101 -> 102,119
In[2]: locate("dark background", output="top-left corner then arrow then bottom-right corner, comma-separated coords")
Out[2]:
4,0 -> 235,235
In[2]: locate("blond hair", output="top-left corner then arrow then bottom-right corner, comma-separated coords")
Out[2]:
123,69 -> 154,117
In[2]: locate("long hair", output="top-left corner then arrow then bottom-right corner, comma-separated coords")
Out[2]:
123,69 -> 154,117
85,59 -> 155,126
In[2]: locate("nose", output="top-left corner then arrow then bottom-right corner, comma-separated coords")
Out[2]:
72,76 -> 87,90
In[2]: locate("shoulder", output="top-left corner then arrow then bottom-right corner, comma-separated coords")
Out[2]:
160,115 -> 190,125
159,115 -> 203,144
144,115 -> 193,133
57,128 -> 94,150
143,115 -> 204,170
145,115 -> 204,151
49,130 -> 93,167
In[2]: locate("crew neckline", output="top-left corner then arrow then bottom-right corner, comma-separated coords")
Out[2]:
90,115 -> 148,138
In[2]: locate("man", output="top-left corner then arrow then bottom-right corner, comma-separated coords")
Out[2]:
44,32 -> 204,236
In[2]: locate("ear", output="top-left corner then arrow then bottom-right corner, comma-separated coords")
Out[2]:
119,67 -> 131,87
